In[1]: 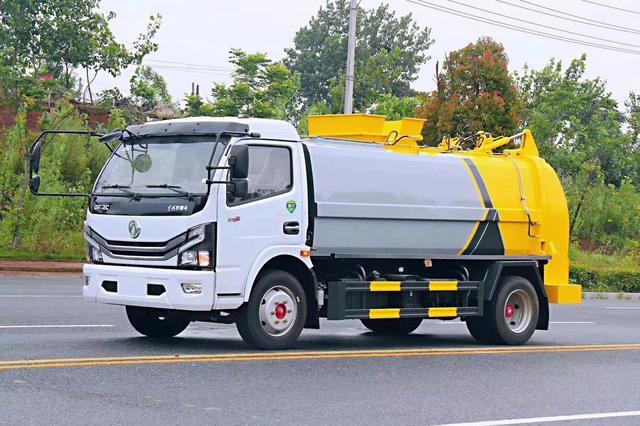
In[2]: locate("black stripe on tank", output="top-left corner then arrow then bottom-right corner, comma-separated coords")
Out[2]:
464,158 -> 493,209
462,159 -> 505,255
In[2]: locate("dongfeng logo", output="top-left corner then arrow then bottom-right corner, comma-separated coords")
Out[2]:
94,203 -> 110,213
128,220 -> 141,239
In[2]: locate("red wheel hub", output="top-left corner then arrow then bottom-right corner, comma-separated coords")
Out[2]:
275,303 -> 287,320
505,304 -> 515,318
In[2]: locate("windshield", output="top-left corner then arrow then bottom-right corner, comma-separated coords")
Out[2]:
95,137 -> 226,196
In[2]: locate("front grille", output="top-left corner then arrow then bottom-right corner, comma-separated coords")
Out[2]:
88,228 -> 187,260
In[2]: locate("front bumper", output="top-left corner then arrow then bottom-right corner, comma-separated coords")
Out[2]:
83,264 -> 215,311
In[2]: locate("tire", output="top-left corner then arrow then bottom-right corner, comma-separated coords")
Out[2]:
236,270 -> 307,350
361,318 -> 422,335
125,306 -> 190,338
465,309 -> 498,344
466,275 -> 539,345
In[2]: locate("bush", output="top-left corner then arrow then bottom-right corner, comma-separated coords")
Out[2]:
570,264 -> 640,293
566,166 -> 640,253
0,100 -> 111,258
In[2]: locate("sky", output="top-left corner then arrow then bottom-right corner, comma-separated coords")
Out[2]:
94,0 -> 640,108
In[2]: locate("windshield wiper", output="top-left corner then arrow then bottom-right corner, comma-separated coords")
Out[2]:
146,184 -> 195,200
101,184 -> 141,200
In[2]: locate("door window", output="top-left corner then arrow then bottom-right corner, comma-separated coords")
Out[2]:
228,145 -> 292,205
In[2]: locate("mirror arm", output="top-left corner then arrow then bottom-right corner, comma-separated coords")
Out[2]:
28,130 -> 102,198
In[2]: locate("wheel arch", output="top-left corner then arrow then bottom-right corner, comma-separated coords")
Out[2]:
245,253 -> 319,329
483,261 -> 549,330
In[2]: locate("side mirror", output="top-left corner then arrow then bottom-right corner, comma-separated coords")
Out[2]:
30,141 -> 42,174
227,178 -> 248,199
229,144 -> 249,179
29,175 -> 41,194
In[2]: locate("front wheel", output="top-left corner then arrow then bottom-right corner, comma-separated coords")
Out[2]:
361,318 -> 422,335
236,270 -> 307,350
125,306 -> 190,338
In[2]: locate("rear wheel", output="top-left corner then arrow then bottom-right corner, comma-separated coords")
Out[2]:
125,306 -> 190,338
361,318 -> 422,335
466,275 -> 539,345
236,270 -> 307,350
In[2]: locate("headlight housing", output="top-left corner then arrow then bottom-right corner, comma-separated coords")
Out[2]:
178,224 -> 215,269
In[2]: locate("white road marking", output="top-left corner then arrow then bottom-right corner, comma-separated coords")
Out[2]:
0,295 -> 81,298
0,324 -> 114,329
437,321 -> 593,325
435,409 -> 640,426
603,307 -> 640,310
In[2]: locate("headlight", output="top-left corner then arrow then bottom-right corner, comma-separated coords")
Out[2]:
177,224 -> 215,269
87,246 -> 103,263
179,250 -> 211,267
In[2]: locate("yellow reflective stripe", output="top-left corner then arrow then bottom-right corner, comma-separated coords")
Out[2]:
429,281 -> 458,291
370,281 -> 401,292
369,309 -> 400,319
428,307 -> 458,318
458,221 -> 480,255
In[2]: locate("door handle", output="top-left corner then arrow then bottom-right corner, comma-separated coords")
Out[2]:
283,221 -> 300,235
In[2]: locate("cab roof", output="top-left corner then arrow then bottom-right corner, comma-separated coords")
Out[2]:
126,117 -> 300,141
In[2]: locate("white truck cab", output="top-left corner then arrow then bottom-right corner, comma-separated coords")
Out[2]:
29,115 -> 574,349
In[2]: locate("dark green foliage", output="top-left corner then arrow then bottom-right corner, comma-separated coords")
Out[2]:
0,101 -> 110,256
285,0 -> 433,112
571,265 -> 640,293
184,49 -> 300,122
516,55 -> 637,187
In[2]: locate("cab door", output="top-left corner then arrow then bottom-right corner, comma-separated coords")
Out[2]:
215,140 -> 306,296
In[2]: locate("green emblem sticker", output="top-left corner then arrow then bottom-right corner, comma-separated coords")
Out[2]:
286,200 -> 297,214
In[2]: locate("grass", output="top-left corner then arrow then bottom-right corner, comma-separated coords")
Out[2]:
569,245 -> 639,273
0,247 -> 84,262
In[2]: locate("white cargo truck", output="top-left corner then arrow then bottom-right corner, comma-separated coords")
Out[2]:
28,116 -> 580,349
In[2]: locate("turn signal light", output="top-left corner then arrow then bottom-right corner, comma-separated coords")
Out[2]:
300,250 -> 311,258
198,251 -> 211,267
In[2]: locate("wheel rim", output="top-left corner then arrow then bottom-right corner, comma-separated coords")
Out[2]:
503,289 -> 533,334
258,286 -> 297,337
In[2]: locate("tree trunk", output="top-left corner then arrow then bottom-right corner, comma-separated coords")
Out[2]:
11,117 -> 28,249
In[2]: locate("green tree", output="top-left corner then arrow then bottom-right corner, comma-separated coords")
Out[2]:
516,55 -> 632,185
625,92 -> 640,148
129,65 -> 172,111
371,94 -> 421,120
0,0 -> 161,102
285,0 -> 434,112
186,49 -> 300,121
419,37 -> 524,145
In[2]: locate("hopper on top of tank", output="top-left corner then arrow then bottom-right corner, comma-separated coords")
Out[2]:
307,113 -> 426,144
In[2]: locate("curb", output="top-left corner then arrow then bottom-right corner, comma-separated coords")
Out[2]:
583,291 -> 640,301
0,260 -> 83,273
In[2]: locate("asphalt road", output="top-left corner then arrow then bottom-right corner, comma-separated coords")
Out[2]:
1,275 -> 640,425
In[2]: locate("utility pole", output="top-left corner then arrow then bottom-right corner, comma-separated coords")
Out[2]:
344,0 -> 357,114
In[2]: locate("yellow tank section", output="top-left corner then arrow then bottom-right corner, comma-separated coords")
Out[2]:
306,114 -> 581,304
307,114 -> 425,144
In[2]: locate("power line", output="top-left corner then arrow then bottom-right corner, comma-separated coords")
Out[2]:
445,0 -> 640,49
144,58 -> 233,71
406,0 -> 640,55
503,0 -> 640,35
142,64 -> 231,76
581,0 -> 640,15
